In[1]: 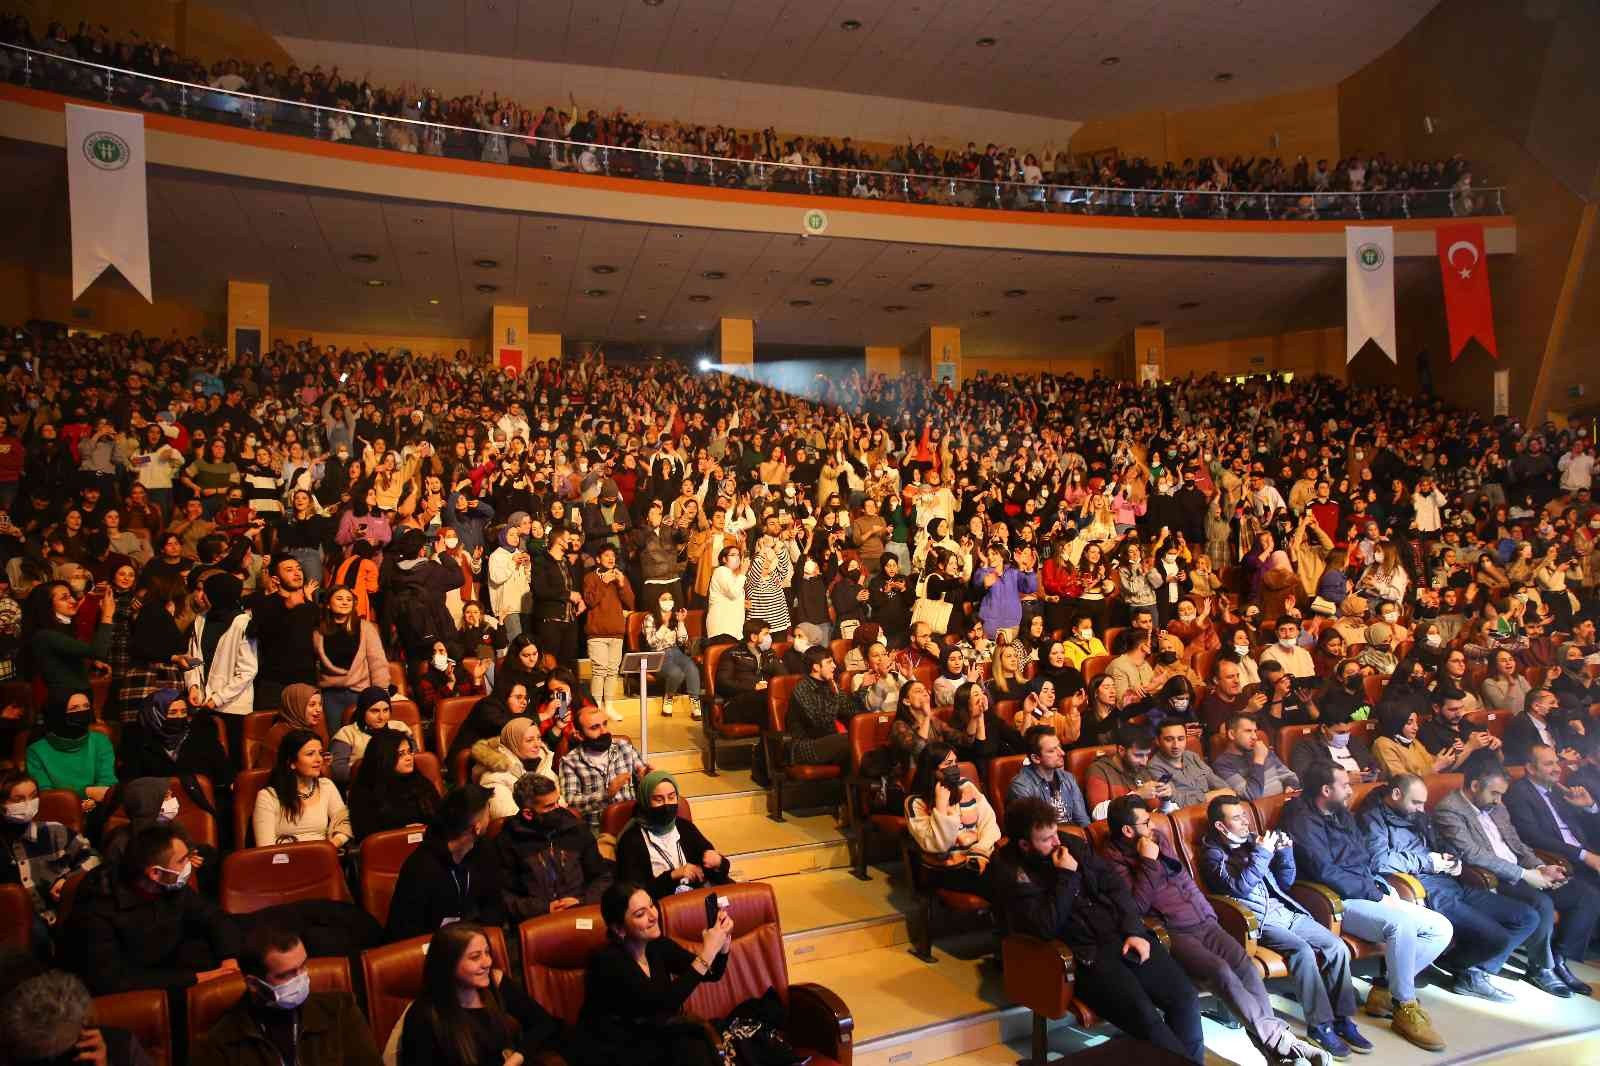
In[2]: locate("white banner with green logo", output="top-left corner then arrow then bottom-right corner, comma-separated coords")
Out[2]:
66,104 -> 151,302
1345,225 -> 1394,363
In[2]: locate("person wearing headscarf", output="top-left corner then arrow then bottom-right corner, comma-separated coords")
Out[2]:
119,688 -> 232,791
347,728 -> 440,843
470,716 -> 561,819
614,770 -> 731,900
25,690 -> 115,806
327,685 -> 413,784
251,682 -> 325,771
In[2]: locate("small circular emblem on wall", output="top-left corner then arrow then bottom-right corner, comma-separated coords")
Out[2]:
83,131 -> 130,170
802,209 -> 829,236
1356,242 -> 1385,271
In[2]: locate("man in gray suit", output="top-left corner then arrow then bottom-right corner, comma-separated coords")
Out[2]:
1432,757 -> 1598,997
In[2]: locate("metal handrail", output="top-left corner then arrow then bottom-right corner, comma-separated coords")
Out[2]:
1,41 -> 1507,217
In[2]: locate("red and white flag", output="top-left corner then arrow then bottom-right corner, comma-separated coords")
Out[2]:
1436,223 -> 1498,361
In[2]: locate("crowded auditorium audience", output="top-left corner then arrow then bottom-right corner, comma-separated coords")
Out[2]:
0,13 -> 1500,220
0,310 -> 1590,1065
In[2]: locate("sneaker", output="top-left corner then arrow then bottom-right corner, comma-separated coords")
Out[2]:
1332,1018 -> 1373,1055
688,697 -> 703,721
1527,966 -> 1574,998
1451,967 -> 1515,1003
660,697 -> 673,717
1361,985 -> 1394,1019
1305,1023 -> 1351,1061
604,703 -> 624,723
1390,1001 -> 1445,1053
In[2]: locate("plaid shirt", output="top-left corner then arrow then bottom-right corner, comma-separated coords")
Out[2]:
3,820 -> 100,922
559,739 -> 647,829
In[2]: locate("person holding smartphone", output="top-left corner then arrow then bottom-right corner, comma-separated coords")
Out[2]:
987,796 -> 1205,1062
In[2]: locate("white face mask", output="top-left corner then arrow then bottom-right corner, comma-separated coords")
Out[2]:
432,652 -> 450,673
1424,634 -> 1442,648
157,796 -> 180,823
659,600 -> 674,613
1077,629 -> 1094,642
1223,828 -> 1251,845
793,637 -> 810,653
251,969 -> 311,1012
444,535 -> 459,550
3,798 -> 37,824
155,860 -> 193,891
1234,642 -> 1251,655
1382,612 -> 1399,623
1170,698 -> 1190,712
1279,636 -> 1296,648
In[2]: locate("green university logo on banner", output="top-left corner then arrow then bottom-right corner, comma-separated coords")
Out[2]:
83,130 -> 131,171
1356,242 -> 1385,271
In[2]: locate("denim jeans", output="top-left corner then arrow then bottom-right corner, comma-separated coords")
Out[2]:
1257,910 -> 1357,1025
656,646 -> 701,698
1339,895 -> 1453,1002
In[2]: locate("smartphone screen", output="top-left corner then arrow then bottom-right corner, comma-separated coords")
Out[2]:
703,891 -> 720,927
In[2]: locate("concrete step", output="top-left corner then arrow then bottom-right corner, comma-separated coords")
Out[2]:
765,866 -> 913,966
699,810 -> 853,880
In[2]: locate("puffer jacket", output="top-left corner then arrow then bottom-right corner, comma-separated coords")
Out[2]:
1279,794 -> 1384,902
1355,788 -> 1463,904
1101,828 -> 1216,929
1196,826 -> 1310,925
469,737 -> 560,818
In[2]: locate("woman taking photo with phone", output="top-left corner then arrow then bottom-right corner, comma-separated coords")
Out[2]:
572,879 -> 733,1066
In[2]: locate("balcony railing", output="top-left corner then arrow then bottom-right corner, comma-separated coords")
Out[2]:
1,42 -> 1508,222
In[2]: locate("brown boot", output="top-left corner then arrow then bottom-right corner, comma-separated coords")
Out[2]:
1361,985 -> 1394,1019
1390,1001 -> 1445,1053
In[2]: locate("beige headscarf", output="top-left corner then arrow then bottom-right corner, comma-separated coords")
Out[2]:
279,684 -> 321,731
500,716 -> 540,759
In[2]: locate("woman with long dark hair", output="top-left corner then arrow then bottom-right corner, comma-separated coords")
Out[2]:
310,585 -> 391,725
396,922 -> 564,1066
23,579 -> 113,704
571,880 -> 732,1066
905,742 -> 999,898
112,571 -> 191,725
348,730 -> 440,843
251,728 -> 350,848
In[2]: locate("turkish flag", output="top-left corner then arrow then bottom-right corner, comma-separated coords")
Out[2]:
1436,223 -> 1498,361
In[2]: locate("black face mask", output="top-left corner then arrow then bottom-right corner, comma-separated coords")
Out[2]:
581,733 -> 612,754
644,803 -> 678,831
52,712 -> 91,741
534,810 -> 570,836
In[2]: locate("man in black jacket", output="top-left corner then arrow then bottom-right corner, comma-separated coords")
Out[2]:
1506,743 -> 1600,891
386,785 -> 502,942
715,619 -> 781,727
530,528 -> 584,670
987,796 -> 1204,1063
381,528 -> 465,661
495,775 -> 613,922
66,824 -> 241,996
248,553 -> 320,710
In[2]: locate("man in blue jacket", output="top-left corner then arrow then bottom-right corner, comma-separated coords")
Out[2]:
1200,795 -> 1369,1060
1006,725 -> 1089,828
1279,761 -> 1454,1053
1358,774 -> 1563,1001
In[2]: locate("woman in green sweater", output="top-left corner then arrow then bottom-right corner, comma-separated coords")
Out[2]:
26,690 -> 116,809
25,581 -> 115,700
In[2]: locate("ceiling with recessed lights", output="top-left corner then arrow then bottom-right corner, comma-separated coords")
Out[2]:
1,143 -> 1441,359
201,0 -> 1440,120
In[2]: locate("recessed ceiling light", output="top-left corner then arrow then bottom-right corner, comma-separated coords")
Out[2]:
1058,313 -> 1079,322
350,253 -> 378,263
672,232 -> 684,239
591,264 -> 617,274
1213,72 -> 1234,82
1177,301 -> 1200,309
428,298 -> 440,305
583,288 -> 609,297
473,258 -> 499,269
810,277 -> 833,287
412,216 -> 425,224
687,294 -> 712,303
883,304 -> 907,312
1139,319 -> 1160,326
1003,288 -> 1027,298
910,282 -> 934,292
364,279 -> 386,288
475,283 -> 498,294
544,224 -> 559,231
635,312 -> 648,321
643,0 -> 663,6
973,310 -> 992,318
272,209 -> 288,218
789,299 -> 813,308
1094,295 -> 1117,303
1100,56 -> 1121,66
840,18 -> 861,31
976,36 -> 997,47
701,270 -> 726,280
